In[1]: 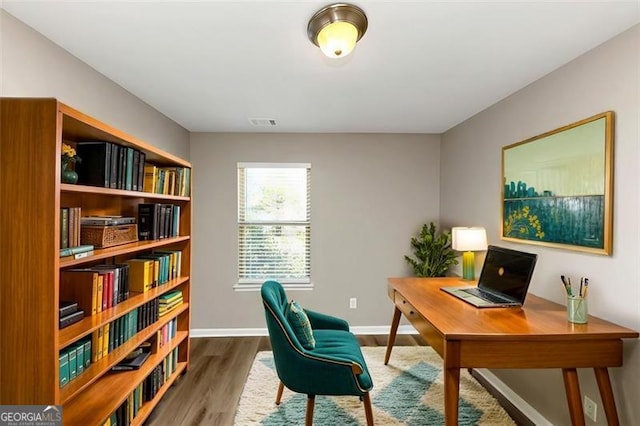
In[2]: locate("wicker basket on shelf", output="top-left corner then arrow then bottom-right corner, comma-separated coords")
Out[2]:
81,224 -> 138,248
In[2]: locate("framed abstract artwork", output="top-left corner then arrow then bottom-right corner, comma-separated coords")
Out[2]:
501,111 -> 614,255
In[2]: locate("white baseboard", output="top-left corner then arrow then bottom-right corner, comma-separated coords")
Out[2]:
190,325 -> 417,338
473,369 -> 552,426
190,328 -> 268,337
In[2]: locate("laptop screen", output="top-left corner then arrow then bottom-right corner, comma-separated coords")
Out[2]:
477,245 -> 537,303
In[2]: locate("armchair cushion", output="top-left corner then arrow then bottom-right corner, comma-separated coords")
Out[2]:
286,300 -> 316,349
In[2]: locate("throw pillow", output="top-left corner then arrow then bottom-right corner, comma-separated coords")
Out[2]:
286,300 -> 316,350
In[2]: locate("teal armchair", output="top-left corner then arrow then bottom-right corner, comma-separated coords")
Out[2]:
261,280 -> 374,426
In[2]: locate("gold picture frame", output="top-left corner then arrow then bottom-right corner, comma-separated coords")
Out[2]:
501,111 -> 614,255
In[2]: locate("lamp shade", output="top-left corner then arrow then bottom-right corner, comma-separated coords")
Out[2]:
317,21 -> 358,58
452,227 -> 488,252
307,3 -> 368,59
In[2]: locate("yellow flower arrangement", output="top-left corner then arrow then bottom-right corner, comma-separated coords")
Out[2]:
61,143 -> 81,169
504,206 -> 545,239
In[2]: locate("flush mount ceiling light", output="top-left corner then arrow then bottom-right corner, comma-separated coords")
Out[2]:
307,3 -> 368,59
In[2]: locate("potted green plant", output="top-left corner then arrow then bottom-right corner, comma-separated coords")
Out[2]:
405,222 -> 458,277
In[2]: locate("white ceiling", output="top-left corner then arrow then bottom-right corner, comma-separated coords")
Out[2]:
2,1 -> 639,133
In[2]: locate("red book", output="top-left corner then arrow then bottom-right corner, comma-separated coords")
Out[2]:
92,269 -> 114,311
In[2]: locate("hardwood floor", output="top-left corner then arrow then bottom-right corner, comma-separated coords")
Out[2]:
145,335 -> 425,425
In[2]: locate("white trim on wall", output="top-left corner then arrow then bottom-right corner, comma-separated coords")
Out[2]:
473,369 -> 553,426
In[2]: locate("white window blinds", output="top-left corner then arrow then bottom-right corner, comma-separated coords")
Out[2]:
237,163 -> 311,285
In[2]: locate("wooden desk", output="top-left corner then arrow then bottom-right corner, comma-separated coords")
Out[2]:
385,277 -> 638,426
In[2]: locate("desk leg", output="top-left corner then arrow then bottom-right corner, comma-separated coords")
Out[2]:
562,368 -> 586,426
594,367 -> 620,426
384,307 -> 402,365
444,341 -> 461,426
443,366 -> 460,426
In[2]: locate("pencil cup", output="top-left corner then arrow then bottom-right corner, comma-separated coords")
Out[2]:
567,295 -> 588,324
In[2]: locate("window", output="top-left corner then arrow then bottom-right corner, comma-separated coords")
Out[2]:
237,163 -> 311,288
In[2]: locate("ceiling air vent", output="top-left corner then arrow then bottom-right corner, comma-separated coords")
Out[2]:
249,118 -> 277,127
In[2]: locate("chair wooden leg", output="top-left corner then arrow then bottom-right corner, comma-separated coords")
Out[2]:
362,393 -> 374,426
275,381 -> 285,405
305,395 -> 315,426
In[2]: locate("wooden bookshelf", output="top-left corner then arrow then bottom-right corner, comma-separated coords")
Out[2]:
0,98 -> 192,425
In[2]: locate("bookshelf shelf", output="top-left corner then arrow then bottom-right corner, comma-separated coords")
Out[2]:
0,98 -> 192,424
61,183 -> 191,202
59,236 -> 190,268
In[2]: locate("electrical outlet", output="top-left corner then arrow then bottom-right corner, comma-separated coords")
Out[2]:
349,297 -> 357,309
584,395 -> 597,422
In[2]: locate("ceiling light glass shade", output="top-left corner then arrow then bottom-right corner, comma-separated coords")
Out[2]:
317,21 -> 358,58
308,3 -> 368,59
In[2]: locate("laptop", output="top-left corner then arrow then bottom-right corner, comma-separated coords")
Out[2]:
441,245 -> 537,308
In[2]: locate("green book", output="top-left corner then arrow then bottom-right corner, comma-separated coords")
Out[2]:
173,347 -> 178,371
59,351 -> 69,388
159,290 -> 182,302
59,244 -> 94,258
125,147 -> 134,191
113,317 -> 124,348
76,344 -> 84,374
108,318 -> 119,352
60,208 -> 69,249
83,340 -> 91,368
68,347 -> 77,380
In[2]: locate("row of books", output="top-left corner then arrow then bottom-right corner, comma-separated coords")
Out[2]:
60,264 -> 130,317
59,251 -> 182,324
59,202 -> 181,257
138,203 -> 181,241
143,165 -> 191,197
59,339 -> 92,388
75,141 -> 146,192
159,291 -> 183,318
60,207 -> 82,250
104,348 -> 180,426
157,317 -> 178,349
92,311 -> 136,363
136,298 -> 160,332
90,298 -> 158,364
128,250 -> 183,293
104,381 -> 143,426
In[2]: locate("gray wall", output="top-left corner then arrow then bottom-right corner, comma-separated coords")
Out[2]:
440,25 -> 639,425
0,10 -> 189,159
189,132 -> 441,330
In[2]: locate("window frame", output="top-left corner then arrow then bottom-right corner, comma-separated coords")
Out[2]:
235,162 -> 312,291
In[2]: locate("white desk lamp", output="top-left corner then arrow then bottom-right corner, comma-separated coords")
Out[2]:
452,227 -> 488,280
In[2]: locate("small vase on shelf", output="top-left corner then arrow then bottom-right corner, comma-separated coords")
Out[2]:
61,161 -> 78,184
61,142 -> 81,184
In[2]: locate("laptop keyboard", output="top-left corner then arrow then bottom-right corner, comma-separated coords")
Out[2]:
463,287 -> 512,303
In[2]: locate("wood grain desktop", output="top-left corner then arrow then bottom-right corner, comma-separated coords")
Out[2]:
384,277 -> 638,426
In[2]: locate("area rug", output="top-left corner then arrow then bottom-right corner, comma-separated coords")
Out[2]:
235,346 -> 515,425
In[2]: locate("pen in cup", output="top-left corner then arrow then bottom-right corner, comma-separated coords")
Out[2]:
560,275 -> 572,296
562,275 -> 589,323
581,278 -> 589,298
